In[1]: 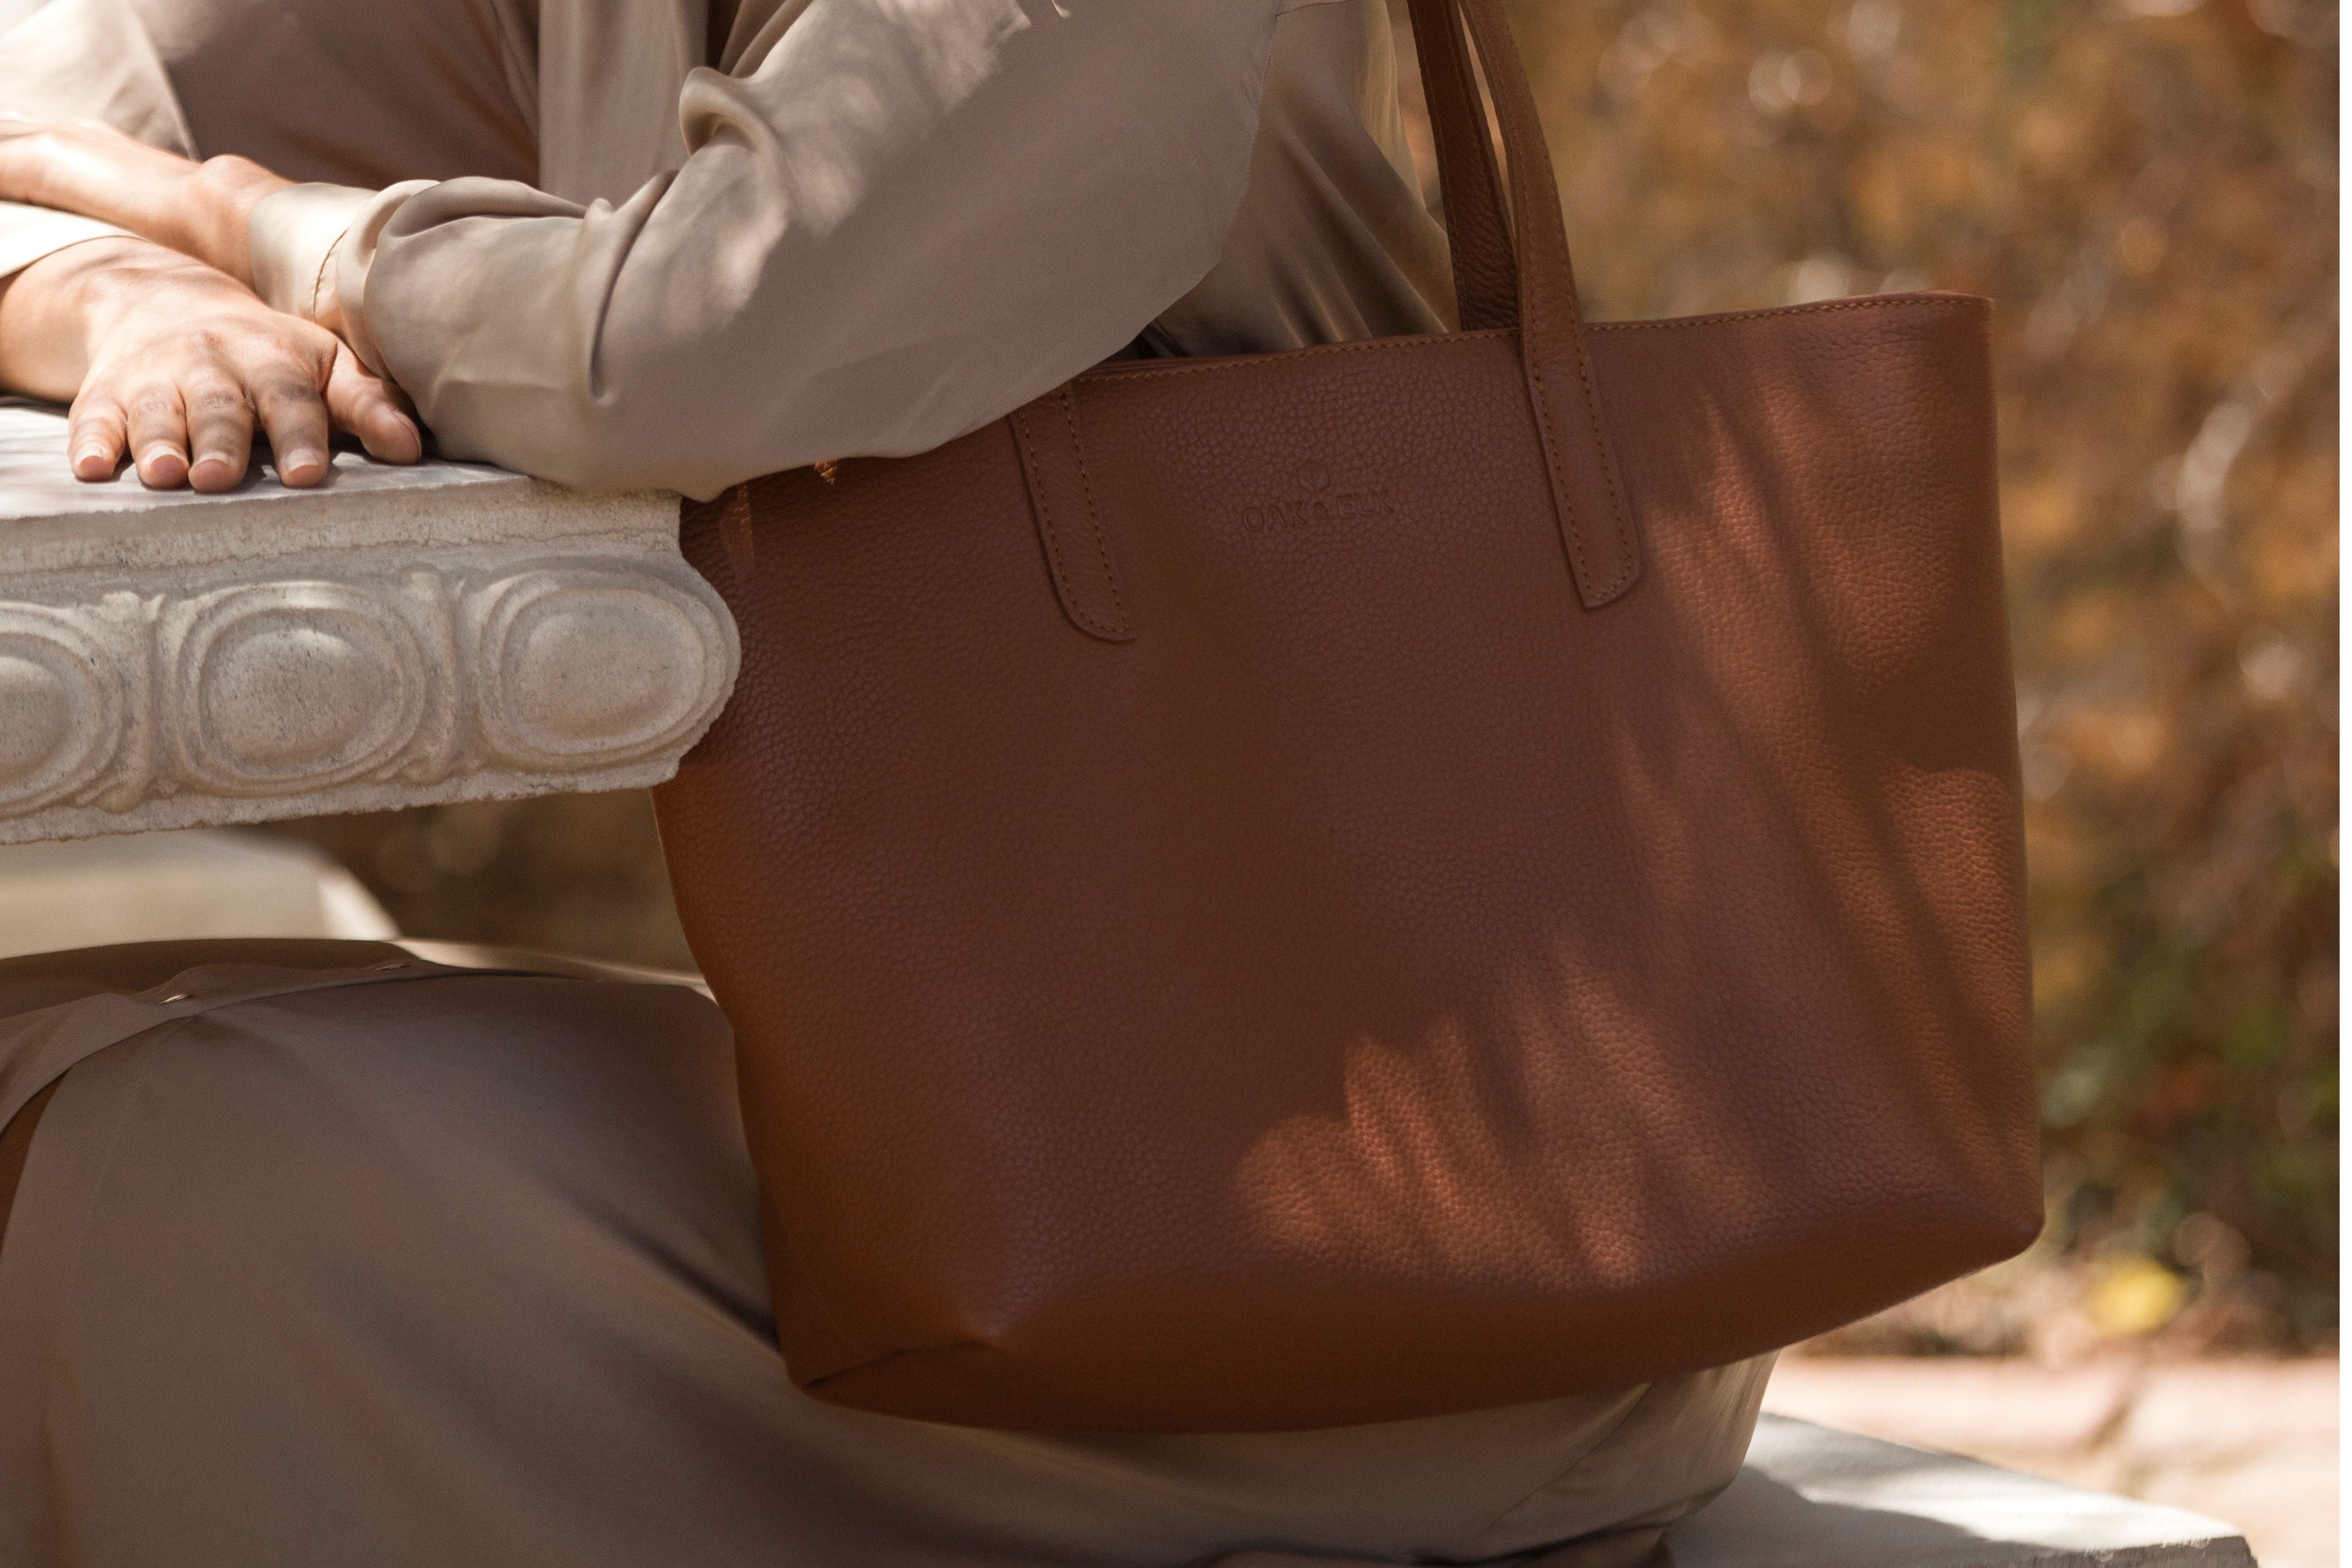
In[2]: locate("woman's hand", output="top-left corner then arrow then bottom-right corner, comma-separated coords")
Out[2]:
0,118 -> 287,287
0,236 -> 420,490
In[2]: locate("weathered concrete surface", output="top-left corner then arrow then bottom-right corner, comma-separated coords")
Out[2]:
1663,1415 -> 2255,1568
0,402 -> 735,845
1765,1358 -> 2336,1568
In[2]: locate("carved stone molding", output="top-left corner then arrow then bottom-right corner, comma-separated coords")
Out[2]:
0,404 -> 737,845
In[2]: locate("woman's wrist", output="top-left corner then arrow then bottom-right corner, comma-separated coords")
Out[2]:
0,236 -> 146,400
0,126 -> 290,289
181,155 -> 294,288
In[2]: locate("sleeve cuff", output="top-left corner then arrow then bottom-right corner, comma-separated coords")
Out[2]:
247,182 -> 378,322
327,180 -> 436,376
0,201 -> 132,281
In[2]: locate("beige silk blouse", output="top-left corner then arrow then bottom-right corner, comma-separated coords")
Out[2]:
0,0 -> 1453,496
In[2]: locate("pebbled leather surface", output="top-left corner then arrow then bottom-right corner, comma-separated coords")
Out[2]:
653,288 -> 2040,1433
655,0 -> 2035,1434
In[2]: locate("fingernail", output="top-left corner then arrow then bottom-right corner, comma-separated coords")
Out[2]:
72,447 -> 113,478
279,449 -> 326,481
369,415 -> 421,462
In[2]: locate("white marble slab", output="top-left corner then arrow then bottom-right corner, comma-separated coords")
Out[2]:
0,403 -> 736,844
1664,1417 -> 2257,1568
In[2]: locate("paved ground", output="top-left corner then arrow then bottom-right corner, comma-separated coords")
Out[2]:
1762,1356 -> 2338,1568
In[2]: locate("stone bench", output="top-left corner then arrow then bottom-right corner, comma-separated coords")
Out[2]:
0,401 -> 735,845
1667,1416 -> 2254,1567
0,406 -> 2260,1565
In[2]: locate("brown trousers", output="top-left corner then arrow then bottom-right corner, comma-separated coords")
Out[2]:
0,940 -> 1766,1568
0,1078 -> 52,1259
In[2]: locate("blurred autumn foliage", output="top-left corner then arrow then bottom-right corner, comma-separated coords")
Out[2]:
1495,0 -> 2337,1352
272,0 -> 2337,1353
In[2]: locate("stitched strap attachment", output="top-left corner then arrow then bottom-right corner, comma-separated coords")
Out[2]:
1406,0 -> 1644,609
1011,387 -> 1134,644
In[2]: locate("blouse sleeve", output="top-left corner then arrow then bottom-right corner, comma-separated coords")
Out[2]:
256,0 -> 1289,498
0,202 -> 130,279
0,0 -> 196,280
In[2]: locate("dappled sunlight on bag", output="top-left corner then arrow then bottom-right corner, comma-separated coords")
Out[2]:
654,0 -> 2043,1434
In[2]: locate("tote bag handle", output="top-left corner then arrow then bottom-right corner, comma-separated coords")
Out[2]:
1403,0 -> 1642,606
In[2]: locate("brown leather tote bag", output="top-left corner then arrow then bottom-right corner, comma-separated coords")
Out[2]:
653,0 -> 2042,1434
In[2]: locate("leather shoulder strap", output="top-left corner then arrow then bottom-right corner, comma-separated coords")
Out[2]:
1012,387 -> 1134,644
1405,0 -> 1643,608
1011,0 -> 1642,627
1405,0 -> 1515,332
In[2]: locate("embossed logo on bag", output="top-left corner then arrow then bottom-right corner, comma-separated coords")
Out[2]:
1236,461 -> 1393,536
